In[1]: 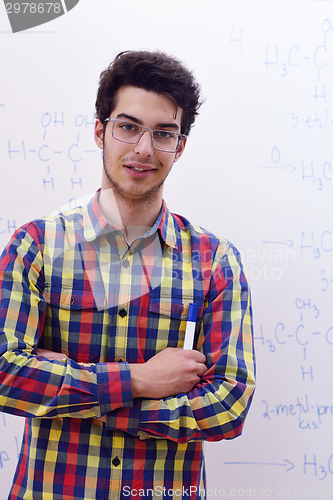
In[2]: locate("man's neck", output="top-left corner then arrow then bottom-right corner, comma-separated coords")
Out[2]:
98,188 -> 162,245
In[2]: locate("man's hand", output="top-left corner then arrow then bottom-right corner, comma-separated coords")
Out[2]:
129,347 -> 207,399
36,348 -> 68,361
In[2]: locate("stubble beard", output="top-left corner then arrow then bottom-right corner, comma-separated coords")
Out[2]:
102,150 -> 168,209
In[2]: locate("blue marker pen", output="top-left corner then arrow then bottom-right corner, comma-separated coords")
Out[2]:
183,303 -> 198,350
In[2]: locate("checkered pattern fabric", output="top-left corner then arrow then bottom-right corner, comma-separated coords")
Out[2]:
0,191 -> 255,499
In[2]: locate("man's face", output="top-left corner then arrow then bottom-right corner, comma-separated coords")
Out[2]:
94,86 -> 186,206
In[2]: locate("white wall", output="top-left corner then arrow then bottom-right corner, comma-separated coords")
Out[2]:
0,1 -> 332,498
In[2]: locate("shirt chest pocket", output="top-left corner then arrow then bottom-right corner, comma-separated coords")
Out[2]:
42,285 -> 105,363
145,296 -> 197,352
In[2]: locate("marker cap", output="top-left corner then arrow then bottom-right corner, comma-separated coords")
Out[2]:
187,303 -> 198,322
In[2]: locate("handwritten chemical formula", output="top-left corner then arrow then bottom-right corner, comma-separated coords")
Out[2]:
7,111 -> 99,192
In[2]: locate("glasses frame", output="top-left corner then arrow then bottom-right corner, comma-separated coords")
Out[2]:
104,118 -> 186,153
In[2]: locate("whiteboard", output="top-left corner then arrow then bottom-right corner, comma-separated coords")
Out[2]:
0,0 -> 332,498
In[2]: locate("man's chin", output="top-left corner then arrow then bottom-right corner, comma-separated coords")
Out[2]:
110,184 -> 163,207
104,173 -> 165,206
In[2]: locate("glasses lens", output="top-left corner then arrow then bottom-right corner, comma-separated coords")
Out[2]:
152,130 -> 180,153
113,121 -> 141,143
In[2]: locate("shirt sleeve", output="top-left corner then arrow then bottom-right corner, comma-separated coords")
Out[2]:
105,243 -> 256,443
0,224 -> 133,419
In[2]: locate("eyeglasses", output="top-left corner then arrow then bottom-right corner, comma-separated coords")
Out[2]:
104,118 -> 186,153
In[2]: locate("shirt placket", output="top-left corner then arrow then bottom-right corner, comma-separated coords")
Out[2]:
108,431 -> 125,500
114,241 -> 133,363
106,235 -> 132,497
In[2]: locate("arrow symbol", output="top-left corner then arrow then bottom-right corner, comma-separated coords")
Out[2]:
261,164 -> 296,172
224,459 -> 294,472
262,239 -> 294,247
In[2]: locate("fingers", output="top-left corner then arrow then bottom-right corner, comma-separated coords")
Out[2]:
182,351 -> 207,386
130,347 -> 207,399
195,359 -> 208,378
36,348 -> 68,361
185,348 -> 206,363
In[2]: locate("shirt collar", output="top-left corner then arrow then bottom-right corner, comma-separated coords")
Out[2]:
157,200 -> 178,249
83,190 -> 178,249
83,190 -> 110,242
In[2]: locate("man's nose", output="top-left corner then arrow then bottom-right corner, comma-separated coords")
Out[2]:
133,129 -> 154,156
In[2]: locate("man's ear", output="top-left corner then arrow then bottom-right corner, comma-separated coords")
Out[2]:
94,119 -> 104,149
174,137 -> 187,163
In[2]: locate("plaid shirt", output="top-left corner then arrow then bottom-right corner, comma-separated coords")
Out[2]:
0,191 -> 255,500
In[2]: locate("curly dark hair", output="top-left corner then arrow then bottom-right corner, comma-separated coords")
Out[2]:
95,50 -> 202,136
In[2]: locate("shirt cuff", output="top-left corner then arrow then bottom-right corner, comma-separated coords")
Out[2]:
105,399 -> 142,436
96,361 -> 133,414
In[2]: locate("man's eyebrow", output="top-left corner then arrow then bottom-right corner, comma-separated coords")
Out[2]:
155,122 -> 180,131
116,113 -> 143,124
116,113 -> 180,131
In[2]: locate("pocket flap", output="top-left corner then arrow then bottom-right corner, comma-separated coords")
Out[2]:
149,297 -> 196,321
43,284 -> 101,310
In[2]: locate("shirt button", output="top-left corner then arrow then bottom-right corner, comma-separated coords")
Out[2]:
123,259 -> 130,268
119,309 -> 127,318
112,457 -> 121,467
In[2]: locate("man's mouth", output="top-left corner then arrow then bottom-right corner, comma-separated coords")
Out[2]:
127,166 -> 152,172
125,163 -> 158,174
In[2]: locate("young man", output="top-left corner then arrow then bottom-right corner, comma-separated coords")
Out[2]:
0,51 -> 255,499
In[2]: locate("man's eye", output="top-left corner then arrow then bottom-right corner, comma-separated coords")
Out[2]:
155,130 -> 174,139
121,123 -> 137,132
